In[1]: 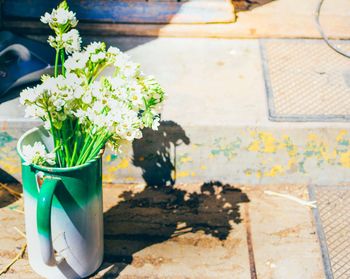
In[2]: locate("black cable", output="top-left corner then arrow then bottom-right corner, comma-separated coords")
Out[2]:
315,0 -> 350,58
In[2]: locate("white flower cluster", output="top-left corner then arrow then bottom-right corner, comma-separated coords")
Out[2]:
40,1 -> 77,30
65,42 -> 164,142
20,40 -> 165,142
20,73 -> 84,129
22,142 -> 55,166
48,29 -> 81,54
20,1 -> 165,166
64,42 -> 108,73
41,1 -> 80,54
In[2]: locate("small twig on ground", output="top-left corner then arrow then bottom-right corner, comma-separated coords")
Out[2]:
0,227 -> 27,275
11,208 -> 24,214
0,183 -> 22,198
14,227 -> 26,238
264,190 -> 317,208
0,244 -> 27,275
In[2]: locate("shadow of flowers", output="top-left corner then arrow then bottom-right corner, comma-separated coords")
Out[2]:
99,121 -> 250,278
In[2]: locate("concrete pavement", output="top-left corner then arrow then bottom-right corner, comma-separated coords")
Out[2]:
0,183 -> 324,278
1,37 -> 350,186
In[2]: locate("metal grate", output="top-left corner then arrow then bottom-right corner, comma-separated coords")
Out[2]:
309,185 -> 350,279
261,39 -> 350,122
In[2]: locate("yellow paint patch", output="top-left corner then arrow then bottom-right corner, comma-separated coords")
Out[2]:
287,147 -> 298,157
248,132 -> 278,153
259,132 -> 278,153
340,151 -> 350,168
191,172 -> 196,177
117,158 -> 129,169
287,157 -> 297,169
0,161 -> 20,175
308,133 -> 318,141
107,158 -> 130,173
264,165 -> 284,177
247,140 -> 260,152
105,154 -> 112,162
249,130 -> 257,137
102,173 -> 114,182
177,171 -> 190,178
107,165 -> 118,172
126,177 -> 136,181
244,169 -> 252,176
180,156 -> 193,163
337,130 -> 348,142
200,165 -> 207,170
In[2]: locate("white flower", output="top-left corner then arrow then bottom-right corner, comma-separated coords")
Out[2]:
62,29 -> 81,54
45,152 -> 56,165
40,12 -> 52,24
19,87 -> 38,104
65,52 -> 89,71
48,35 -> 60,49
56,8 -> 75,25
24,105 -> 45,119
22,142 -> 55,166
85,42 -> 105,54
91,52 -> 106,63
107,46 -> 122,56
113,53 -> 131,69
47,29 -> 81,54
82,92 -> 92,104
40,7 -> 77,29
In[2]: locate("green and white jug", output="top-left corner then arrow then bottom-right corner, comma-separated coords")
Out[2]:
17,126 -> 104,279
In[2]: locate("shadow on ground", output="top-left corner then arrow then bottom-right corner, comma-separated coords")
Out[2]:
0,168 -> 21,208
100,121 -> 250,278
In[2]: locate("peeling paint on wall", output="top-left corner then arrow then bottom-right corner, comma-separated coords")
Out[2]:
1,126 -> 350,184
210,137 -> 241,160
0,131 -> 15,148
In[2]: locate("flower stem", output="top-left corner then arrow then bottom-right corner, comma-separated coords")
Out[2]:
90,63 -> 109,84
56,128 -> 65,167
77,134 -> 97,165
76,133 -> 93,165
47,110 -> 62,167
60,49 -> 66,77
61,122 -> 71,166
54,49 -> 60,77
90,132 -> 110,159
69,121 -> 80,167
83,131 -> 110,163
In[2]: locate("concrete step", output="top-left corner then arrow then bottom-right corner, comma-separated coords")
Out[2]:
1,37 -> 350,185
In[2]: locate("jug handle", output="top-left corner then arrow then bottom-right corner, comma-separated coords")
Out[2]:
37,177 -> 60,266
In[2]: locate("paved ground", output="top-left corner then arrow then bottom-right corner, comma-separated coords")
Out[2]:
0,183 -> 324,278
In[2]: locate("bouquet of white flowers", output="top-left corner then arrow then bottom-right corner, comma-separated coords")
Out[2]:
20,1 -> 165,168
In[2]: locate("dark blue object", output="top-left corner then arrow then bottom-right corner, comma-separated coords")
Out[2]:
0,31 -> 55,103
